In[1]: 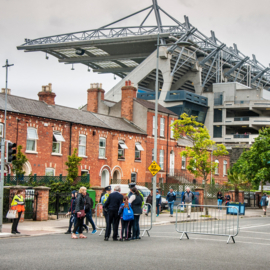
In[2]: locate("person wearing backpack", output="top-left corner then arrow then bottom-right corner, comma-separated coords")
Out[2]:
118,196 -> 134,241
129,187 -> 143,240
260,193 -> 268,216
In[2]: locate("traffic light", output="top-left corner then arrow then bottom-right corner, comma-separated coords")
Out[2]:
7,142 -> 16,163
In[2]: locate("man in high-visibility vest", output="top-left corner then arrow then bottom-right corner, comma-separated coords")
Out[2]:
101,186 -> 111,239
126,183 -> 144,239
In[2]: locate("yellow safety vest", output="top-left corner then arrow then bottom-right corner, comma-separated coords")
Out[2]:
11,195 -> 24,207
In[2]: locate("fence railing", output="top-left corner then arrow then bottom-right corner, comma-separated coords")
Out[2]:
4,174 -> 90,186
175,204 -> 239,243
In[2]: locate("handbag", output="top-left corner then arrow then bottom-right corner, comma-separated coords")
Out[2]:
77,209 -> 86,218
6,209 -> 18,219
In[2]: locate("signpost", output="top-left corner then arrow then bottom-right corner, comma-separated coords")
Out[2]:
148,161 -> 161,177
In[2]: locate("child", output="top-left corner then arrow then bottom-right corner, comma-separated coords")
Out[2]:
118,196 -> 133,241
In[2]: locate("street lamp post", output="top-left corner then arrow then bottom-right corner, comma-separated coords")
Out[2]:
0,60 -> 14,232
152,38 -> 191,222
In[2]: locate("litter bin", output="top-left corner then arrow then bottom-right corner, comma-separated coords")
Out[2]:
87,189 -> 96,209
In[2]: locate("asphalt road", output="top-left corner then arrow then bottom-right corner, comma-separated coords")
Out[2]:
0,217 -> 270,270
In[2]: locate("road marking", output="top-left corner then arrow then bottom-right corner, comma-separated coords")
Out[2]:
241,230 -> 270,235
240,223 -> 270,229
150,235 -> 270,245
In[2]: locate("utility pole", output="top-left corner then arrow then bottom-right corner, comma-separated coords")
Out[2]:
152,34 -> 160,223
0,59 -> 14,232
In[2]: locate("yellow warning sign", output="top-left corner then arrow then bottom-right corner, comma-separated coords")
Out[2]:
148,161 -> 161,176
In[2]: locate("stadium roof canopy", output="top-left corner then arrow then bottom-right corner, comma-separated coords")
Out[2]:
17,0 -> 270,93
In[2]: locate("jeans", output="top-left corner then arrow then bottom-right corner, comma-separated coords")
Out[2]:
217,199 -> 223,210
133,215 -> 140,239
73,217 -> 84,234
146,205 -> 151,214
12,211 -> 22,232
168,202 -> 174,215
68,214 -> 76,232
120,219 -> 130,239
156,205 -> 160,215
85,210 -> 96,230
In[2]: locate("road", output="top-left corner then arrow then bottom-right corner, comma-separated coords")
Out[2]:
0,217 -> 269,270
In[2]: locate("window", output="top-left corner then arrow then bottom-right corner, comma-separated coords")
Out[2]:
81,170 -> 89,176
170,120 -> 174,138
159,177 -> 164,184
0,124 -> 3,139
52,131 -> 65,154
160,118 -> 165,137
152,116 -> 158,135
159,149 -> 164,170
99,138 -> 106,158
78,135 -> 86,156
223,160 -> 227,176
26,127 -> 38,152
131,172 -> 137,183
118,140 -> 128,159
182,156 -> 186,169
215,160 -> 219,175
45,168 -> 55,176
135,142 -> 144,160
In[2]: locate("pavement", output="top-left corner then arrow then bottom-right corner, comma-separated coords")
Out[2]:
0,208 -> 268,238
0,217 -> 270,270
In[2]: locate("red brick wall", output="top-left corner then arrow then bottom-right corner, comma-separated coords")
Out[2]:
87,87 -> 105,113
2,111 -> 147,186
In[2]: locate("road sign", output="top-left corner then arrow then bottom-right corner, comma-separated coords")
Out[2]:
148,161 -> 161,176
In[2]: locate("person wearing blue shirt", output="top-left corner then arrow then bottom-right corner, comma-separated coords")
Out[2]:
166,188 -> 176,217
260,193 -> 269,216
156,190 -> 161,217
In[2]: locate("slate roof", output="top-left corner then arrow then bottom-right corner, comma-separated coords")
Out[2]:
135,98 -> 178,116
0,93 -> 146,135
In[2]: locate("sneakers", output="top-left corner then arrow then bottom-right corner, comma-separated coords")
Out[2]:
15,231 -> 21,234
92,229 -> 97,234
65,231 -> 71,234
156,215 -> 159,217
119,238 -> 123,241
104,237 -> 109,241
75,232 -> 79,235
124,238 -> 130,241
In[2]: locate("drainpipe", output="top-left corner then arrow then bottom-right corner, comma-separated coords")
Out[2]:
166,113 -> 169,183
69,122 -> 73,155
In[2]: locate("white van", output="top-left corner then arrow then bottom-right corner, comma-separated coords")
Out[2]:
110,184 -> 151,203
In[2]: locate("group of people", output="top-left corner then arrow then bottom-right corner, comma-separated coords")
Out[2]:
65,187 -> 97,239
101,183 -> 144,241
217,191 -> 231,210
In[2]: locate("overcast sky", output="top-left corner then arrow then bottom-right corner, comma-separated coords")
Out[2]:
1,0 -> 270,108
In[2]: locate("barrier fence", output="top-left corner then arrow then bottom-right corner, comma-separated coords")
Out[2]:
175,204 -> 239,244
94,203 -> 152,237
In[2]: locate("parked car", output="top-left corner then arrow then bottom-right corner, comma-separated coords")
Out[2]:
110,184 -> 150,203
161,197 -> 168,211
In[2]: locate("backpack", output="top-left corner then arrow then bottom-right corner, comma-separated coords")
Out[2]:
123,204 -> 134,221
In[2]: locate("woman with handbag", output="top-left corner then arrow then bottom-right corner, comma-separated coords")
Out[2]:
10,189 -> 25,234
72,186 -> 87,239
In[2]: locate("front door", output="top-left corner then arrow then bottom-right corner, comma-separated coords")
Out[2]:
101,170 -> 109,187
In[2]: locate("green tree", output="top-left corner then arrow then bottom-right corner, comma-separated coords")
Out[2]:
231,127 -> 270,193
65,148 -> 82,184
12,145 -> 28,178
225,172 -> 250,202
171,113 -> 228,212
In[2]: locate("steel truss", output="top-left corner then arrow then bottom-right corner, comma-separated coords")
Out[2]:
17,0 -> 270,88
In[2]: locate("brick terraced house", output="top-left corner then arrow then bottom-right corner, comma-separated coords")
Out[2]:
0,81 -> 229,186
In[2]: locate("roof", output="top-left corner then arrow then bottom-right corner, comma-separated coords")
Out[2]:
135,98 -> 178,116
0,93 -> 146,135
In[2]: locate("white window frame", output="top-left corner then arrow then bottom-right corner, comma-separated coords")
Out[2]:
182,156 -> 186,169
78,135 -> 87,157
152,116 -> 158,136
159,149 -> 164,170
215,160 -> 219,175
26,127 -> 38,152
223,160 -> 227,176
135,142 -> 144,160
0,124 -> 3,139
160,118 -> 165,137
45,168 -> 55,176
99,137 -> 106,158
118,140 -> 127,159
170,120 -> 174,139
52,131 -> 64,154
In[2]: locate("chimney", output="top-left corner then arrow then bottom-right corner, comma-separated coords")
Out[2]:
1,88 -> 11,95
38,83 -> 56,105
87,83 -> 105,113
121,80 -> 137,121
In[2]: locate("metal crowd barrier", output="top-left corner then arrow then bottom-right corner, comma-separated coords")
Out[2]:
94,203 -> 152,237
175,204 -> 239,244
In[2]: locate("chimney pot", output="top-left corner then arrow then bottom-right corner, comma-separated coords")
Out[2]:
87,83 -> 105,113
38,83 -> 56,105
